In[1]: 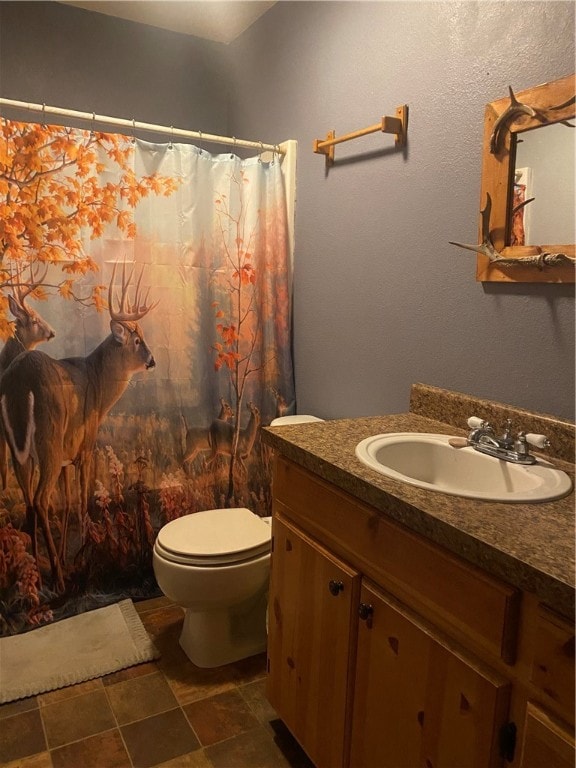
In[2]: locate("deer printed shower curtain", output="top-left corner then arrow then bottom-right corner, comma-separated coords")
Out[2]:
0,118 -> 295,635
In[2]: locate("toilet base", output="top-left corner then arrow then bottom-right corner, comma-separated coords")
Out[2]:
179,590 -> 268,668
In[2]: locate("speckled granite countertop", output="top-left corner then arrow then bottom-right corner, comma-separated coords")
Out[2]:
263,385 -> 575,620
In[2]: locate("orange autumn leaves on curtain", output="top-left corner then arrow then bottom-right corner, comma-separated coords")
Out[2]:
0,119 -> 178,331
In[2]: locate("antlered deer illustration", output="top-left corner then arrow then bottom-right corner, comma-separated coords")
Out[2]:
0,261 -> 157,591
0,278 -> 56,489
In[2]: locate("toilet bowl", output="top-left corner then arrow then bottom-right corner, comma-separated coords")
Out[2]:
153,507 -> 271,668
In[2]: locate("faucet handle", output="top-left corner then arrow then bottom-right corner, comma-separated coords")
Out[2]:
467,416 -> 485,429
502,418 -> 513,436
500,419 -> 514,447
525,433 -> 550,450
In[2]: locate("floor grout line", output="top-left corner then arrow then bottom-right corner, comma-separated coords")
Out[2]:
46,725 -> 120,758
36,695 -> 52,765
36,679 -> 105,709
101,679 -> 135,768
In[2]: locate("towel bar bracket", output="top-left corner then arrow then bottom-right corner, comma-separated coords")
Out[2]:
313,130 -> 335,166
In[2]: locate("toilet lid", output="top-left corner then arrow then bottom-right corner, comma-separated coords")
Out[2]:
155,507 -> 271,566
270,415 -> 324,425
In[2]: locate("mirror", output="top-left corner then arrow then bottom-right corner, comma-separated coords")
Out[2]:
513,122 -> 575,246
477,73 -> 575,283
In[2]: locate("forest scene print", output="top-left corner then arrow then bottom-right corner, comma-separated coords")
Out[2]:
0,119 -> 295,636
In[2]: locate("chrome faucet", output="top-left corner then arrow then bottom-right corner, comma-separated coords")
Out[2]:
466,417 -> 550,465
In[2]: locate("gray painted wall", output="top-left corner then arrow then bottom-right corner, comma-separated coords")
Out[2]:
0,2 -> 228,141
228,1 -> 576,422
1,1 -> 574,421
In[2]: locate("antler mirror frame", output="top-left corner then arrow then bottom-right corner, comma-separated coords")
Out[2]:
476,73 -> 575,283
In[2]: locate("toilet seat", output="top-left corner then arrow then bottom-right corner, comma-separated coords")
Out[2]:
155,507 -> 271,566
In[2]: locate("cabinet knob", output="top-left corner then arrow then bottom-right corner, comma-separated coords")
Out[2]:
358,602 -> 374,628
328,580 -> 344,596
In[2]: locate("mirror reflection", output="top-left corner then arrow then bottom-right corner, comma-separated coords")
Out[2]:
511,122 -> 575,246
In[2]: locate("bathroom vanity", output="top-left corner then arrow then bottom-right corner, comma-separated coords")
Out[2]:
262,385 -> 575,768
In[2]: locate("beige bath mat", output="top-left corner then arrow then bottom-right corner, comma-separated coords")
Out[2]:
0,599 -> 160,703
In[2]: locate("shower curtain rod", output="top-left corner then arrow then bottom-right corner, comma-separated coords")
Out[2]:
0,97 -> 286,155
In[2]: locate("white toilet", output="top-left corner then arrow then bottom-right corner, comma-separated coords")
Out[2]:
270,415 -> 324,425
153,507 -> 272,668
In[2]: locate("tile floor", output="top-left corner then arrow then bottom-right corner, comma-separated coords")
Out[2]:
0,597 -> 314,768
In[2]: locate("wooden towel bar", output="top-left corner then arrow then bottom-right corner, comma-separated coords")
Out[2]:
313,105 -> 408,167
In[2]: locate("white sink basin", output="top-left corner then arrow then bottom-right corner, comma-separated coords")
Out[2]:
355,433 -> 573,503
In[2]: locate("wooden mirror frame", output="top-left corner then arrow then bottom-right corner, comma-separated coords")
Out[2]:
476,73 -> 575,283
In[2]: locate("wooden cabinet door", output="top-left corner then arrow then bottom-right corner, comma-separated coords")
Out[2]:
423,641 -> 510,768
266,514 -> 360,768
350,583 -> 430,768
350,583 -> 511,768
520,702 -> 575,768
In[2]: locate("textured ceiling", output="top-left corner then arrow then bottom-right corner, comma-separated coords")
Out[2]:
59,1 -> 276,44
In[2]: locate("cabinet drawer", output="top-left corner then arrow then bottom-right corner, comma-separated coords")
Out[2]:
531,606 -> 575,717
274,457 -> 520,663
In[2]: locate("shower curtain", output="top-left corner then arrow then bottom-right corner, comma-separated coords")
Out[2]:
0,118 -> 295,635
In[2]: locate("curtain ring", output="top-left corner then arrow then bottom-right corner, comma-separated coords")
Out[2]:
197,129 -> 203,151
258,141 -> 264,163
131,118 -> 136,144
41,103 -> 46,127
231,136 -> 237,159
169,126 -> 174,150
90,112 -> 96,137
